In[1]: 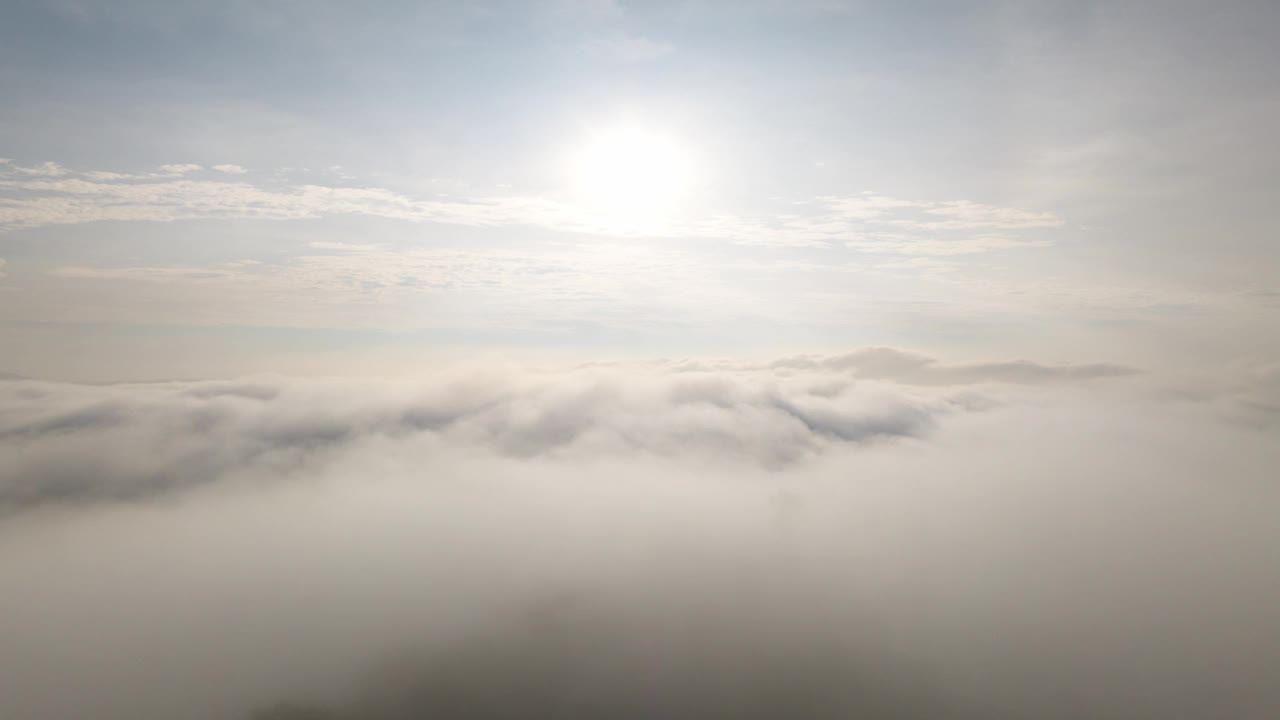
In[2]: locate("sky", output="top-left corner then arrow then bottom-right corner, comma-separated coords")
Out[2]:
1,2 -> 1279,719
1,0 -> 1277,379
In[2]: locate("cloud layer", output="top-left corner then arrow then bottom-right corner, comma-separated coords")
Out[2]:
1,351 -> 1277,720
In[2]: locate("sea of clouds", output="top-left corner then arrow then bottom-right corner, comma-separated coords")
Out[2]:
1,348 -> 1277,719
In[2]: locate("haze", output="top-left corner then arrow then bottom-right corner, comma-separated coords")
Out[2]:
1,2 -> 1278,719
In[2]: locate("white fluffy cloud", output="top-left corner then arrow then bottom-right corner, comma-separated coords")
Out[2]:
0,354 -> 982,509
158,163 -> 203,175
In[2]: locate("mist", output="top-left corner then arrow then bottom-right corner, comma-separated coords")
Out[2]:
5,0 -> 1280,716
2,353 -> 1277,719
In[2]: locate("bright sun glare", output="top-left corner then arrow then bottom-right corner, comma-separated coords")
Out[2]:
569,126 -> 697,230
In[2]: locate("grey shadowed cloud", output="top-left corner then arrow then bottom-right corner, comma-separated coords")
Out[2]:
1,351 -> 991,512
0,348 -> 1174,515
769,347 -> 1138,385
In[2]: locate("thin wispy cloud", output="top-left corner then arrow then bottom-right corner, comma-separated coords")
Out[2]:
0,162 -> 1064,255
157,163 -> 203,175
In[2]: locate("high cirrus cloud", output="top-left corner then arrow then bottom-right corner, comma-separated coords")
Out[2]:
0,161 -> 1062,252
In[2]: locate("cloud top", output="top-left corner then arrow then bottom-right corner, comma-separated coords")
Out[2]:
1,349 -> 1278,720
0,349 -> 1149,513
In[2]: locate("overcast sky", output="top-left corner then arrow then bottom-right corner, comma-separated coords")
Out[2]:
2,0 -> 1278,380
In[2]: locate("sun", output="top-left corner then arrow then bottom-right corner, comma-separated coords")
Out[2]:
568,126 -> 697,230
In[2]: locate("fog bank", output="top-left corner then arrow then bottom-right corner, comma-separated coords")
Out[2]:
1,351 -> 1277,719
